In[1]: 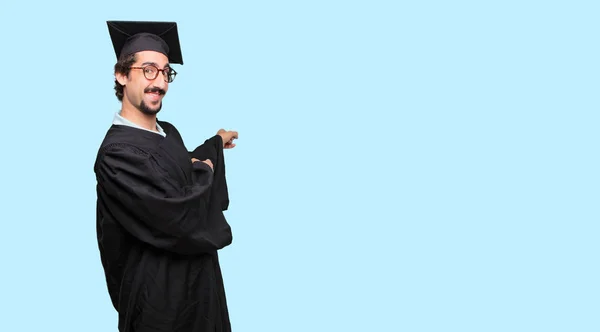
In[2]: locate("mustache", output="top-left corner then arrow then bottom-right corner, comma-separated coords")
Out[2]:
144,87 -> 166,95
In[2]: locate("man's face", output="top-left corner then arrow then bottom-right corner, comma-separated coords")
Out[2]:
118,50 -> 171,115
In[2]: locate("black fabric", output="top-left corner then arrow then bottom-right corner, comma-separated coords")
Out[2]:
107,21 -> 184,64
189,138 -> 230,211
121,32 -> 170,60
94,121 -> 232,332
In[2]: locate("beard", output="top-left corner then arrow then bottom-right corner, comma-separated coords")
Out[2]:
139,99 -> 162,115
137,86 -> 166,115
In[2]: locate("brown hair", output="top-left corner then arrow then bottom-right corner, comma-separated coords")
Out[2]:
113,53 -> 137,102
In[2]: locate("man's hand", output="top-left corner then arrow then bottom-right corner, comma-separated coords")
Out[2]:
217,129 -> 238,149
191,158 -> 213,171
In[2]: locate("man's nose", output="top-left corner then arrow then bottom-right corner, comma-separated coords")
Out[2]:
156,74 -> 168,88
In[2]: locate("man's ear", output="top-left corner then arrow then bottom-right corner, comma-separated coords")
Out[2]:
115,72 -> 128,86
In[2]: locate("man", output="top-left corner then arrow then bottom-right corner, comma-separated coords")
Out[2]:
93,21 -> 238,332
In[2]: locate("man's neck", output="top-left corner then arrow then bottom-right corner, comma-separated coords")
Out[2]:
120,104 -> 158,132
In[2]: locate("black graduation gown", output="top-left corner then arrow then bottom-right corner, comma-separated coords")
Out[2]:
93,121 -> 233,332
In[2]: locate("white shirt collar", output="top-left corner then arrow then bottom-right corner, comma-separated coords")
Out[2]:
112,112 -> 166,137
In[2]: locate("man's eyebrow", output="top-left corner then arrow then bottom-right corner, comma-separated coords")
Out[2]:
141,62 -> 171,68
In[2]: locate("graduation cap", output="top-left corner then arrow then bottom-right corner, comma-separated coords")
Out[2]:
107,20 -> 184,64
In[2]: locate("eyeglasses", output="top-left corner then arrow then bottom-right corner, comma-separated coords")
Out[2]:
130,65 -> 177,83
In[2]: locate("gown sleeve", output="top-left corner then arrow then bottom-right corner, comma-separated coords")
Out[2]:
188,135 -> 219,166
95,142 -> 230,255
189,135 -> 230,211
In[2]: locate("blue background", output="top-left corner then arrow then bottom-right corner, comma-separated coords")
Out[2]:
0,0 -> 598,331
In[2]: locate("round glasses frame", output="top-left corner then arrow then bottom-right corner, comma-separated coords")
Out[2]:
130,65 -> 177,83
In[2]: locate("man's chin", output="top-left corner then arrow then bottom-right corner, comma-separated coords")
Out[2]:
139,101 -> 162,115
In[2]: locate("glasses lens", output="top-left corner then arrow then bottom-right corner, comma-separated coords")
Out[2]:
167,69 -> 176,83
143,66 -> 158,80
